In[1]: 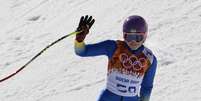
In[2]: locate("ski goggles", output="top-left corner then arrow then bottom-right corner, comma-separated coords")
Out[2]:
124,33 -> 145,42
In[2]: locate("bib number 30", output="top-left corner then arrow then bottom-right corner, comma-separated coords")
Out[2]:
117,83 -> 137,94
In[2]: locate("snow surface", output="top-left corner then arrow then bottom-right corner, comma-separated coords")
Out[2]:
0,0 -> 201,101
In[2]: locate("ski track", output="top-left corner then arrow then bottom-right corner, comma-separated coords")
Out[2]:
0,0 -> 201,101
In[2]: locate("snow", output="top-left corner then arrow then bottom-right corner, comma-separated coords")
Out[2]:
0,0 -> 201,101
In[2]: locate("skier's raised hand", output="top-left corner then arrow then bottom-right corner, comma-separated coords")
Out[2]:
75,15 -> 95,42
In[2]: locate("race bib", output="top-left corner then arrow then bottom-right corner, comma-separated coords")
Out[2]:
107,70 -> 144,96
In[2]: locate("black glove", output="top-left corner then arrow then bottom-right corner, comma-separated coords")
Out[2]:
75,15 -> 95,42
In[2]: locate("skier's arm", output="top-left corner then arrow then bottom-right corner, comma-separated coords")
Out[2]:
140,56 -> 157,101
74,40 -> 116,57
74,16 -> 117,57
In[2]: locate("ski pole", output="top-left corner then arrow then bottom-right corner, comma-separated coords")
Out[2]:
0,31 -> 80,83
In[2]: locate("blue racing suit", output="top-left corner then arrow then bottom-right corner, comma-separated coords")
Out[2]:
74,40 -> 157,101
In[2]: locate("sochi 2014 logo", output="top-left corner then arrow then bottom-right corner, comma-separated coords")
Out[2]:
119,53 -> 147,72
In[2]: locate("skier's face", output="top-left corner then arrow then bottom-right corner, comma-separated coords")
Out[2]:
123,32 -> 146,50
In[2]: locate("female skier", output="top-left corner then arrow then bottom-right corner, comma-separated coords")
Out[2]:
74,15 -> 157,101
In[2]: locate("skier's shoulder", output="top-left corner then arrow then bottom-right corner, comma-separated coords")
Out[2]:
113,40 -> 128,47
142,46 -> 157,64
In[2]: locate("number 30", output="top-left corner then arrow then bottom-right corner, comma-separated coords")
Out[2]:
117,84 -> 136,93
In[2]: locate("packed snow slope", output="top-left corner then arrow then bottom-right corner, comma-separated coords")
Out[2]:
0,0 -> 201,101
